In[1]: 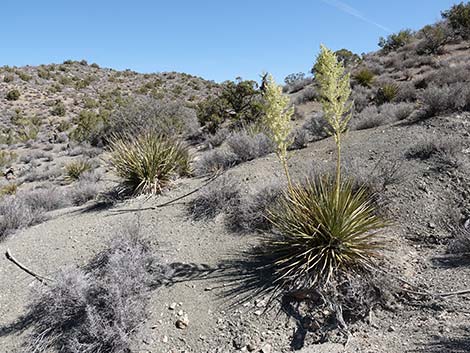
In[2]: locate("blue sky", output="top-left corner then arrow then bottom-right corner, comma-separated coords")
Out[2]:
1,0 -> 460,82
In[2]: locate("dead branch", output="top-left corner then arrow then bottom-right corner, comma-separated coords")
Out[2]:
5,249 -> 54,285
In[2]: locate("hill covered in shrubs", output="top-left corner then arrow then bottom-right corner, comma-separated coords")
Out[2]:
1,2 -> 470,353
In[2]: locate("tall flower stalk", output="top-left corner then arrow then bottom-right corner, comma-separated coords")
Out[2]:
262,74 -> 294,188
314,44 -> 353,197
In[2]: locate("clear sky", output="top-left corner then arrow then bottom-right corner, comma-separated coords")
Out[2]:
1,0 -> 460,82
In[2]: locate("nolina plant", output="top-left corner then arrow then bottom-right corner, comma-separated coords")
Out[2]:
263,46 -> 386,291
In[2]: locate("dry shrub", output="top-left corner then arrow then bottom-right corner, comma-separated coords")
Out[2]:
226,182 -> 283,233
226,130 -> 274,162
20,226 -> 166,353
187,175 -> 241,220
195,148 -> 239,176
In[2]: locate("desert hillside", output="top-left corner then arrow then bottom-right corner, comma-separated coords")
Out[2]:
1,3 -> 470,353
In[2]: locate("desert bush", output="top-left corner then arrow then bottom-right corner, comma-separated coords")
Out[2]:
416,23 -> 450,55
226,182 -> 282,233
107,97 -> 199,140
0,186 -> 69,239
394,82 -> 418,103
379,29 -> 415,52
205,128 -> 229,149
22,186 -> 71,211
17,71 -> 32,81
351,85 -> 373,112
197,78 -> 263,133
109,133 -> 190,195
288,128 -> 308,150
428,64 -> 470,87
69,179 -> 101,206
50,100 -> 66,117
375,83 -> 399,105
353,68 -> 375,87
301,112 -> 330,140
0,150 -> 17,168
21,227 -> 161,353
226,130 -> 274,162
5,89 -> 20,101
195,148 -> 239,175
442,1 -> 470,39
406,137 -> 461,169
3,74 -> 14,83
448,215 -> 470,254
284,73 -> 313,93
187,175 -> 241,220
334,48 -> 361,67
292,86 -> 317,104
284,72 -> 306,87
420,84 -> 453,117
353,106 -> 383,130
65,159 -> 93,181
70,110 -> 107,144
0,183 -> 17,196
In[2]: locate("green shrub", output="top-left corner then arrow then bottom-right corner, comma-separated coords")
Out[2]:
50,100 -> 66,116
65,159 -> 92,181
0,151 -> 17,168
6,89 -> 20,101
37,68 -> 51,79
442,1 -> 470,39
376,83 -> 399,105
334,48 -> 361,67
196,78 -> 263,133
71,110 -> 107,144
3,74 -> 14,83
17,71 -> 32,82
417,24 -> 449,55
109,133 -> 191,195
0,183 -> 17,197
378,29 -> 414,52
353,68 -> 375,87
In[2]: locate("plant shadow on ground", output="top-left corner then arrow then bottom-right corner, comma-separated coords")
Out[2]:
210,243 -> 385,350
431,254 -> 470,268
410,334 -> 470,353
0,236 -> 387,352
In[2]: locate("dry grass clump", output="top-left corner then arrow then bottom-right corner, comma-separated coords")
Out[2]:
195,148 -> 239,176
20,226 -> 164,353
65,159 -> 93,181
109,133 -> 191,195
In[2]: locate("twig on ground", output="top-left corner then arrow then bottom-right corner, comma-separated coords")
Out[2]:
5,249 -> 55,285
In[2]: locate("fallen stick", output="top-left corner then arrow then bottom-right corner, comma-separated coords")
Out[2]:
5,249 -> 54,285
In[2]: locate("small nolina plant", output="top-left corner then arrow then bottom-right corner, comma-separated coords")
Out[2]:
109,132 -> 191,195
65,159 -> 92,181
262,45 -> 386,293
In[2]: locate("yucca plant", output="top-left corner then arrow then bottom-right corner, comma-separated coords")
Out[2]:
261,46 -> 386,294
65,159 -> 92,181
109,133 -> 191,195
266,176 -> 385,289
